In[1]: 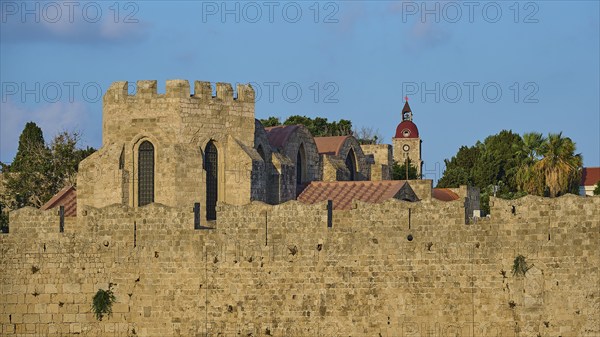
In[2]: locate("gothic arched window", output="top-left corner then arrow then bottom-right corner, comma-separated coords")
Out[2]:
296,144 -> 306,184
205,141 -> 218,221
346,148 -> 357,181
138,141 -> 154,206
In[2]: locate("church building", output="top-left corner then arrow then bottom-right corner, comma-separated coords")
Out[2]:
48,80 -> 440,224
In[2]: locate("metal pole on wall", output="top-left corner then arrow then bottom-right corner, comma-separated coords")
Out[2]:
59,206 -> 64,233
327,200 -> 333,228
194,202 -> 201,229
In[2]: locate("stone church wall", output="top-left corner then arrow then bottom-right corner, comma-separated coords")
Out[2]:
335,137 -> 370,181
78,80 -> 257,218
362,144 -> 392,181
1,195 -> 598,336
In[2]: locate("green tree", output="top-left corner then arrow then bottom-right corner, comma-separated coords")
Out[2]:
437,145 -> 480,188
392,159 -> 419,180
10,122 -> 48,172
259,116 -> 281,127
46,131 -> 96,193
437,130 -> 523,191
1,122 -> 52,209
261,115 -> 354,137
516,132 -> 546,195
310,117 -> 329,136
472,130 -> 524,191
437,130 -> 581,213
437,130 -> 525,215
1,124 -> 95,230
283,115 -> 314,131
594,181 -> 600,196
534,132 -> 582,197
332,119 -> 352,136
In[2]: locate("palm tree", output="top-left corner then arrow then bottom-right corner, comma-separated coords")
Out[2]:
519,132 -> 545,162
535,132 -> 582,197
516,132 -> 546,195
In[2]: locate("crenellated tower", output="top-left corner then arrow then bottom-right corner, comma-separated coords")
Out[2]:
392,98 -> 423,177
78,79 -> 259,221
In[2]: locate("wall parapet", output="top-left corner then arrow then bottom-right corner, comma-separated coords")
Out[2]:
103,79 -> 255,103
1,194 -> 598,336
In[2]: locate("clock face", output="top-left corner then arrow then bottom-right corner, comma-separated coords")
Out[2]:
402,129 -> 411,137
403,144 -> 410,152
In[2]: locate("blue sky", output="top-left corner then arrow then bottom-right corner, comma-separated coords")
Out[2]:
1,1 -> 599,183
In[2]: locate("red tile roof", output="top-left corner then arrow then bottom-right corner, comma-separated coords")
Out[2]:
394,120 -> 419,139
297,180 -> 415,210
402,101 -> 411,113
314,136 -> 349,155
40,186 -> 77,216
432,188 -> 460,202
581,167 -> 600,186
264,125 -> 300,149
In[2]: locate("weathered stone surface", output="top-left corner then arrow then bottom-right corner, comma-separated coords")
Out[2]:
0,195 -> 598,336
393,137 -> 423,175
3,80 -> 598,336
362,144 -> 392,181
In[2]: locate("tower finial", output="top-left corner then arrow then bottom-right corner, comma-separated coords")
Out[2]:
404,96 -> 408,102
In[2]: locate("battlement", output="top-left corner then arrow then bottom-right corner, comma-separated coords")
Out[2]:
101,78 -> 257,145
104,79 -> 255,102
1,195 -> 599,336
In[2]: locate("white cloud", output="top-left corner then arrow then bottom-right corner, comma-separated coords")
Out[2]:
406,20 -> 451,51
387,1 -> 453,53
0,1 -> 150,45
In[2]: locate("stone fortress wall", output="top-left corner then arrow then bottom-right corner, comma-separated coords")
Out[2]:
1,79 -> 598,336
1,195 -> 598,336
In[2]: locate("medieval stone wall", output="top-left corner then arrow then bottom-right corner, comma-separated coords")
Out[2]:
320,155 -> 348,182
78,80 -> 257,218
361,144 -> 392,181
1,195 -> 598,336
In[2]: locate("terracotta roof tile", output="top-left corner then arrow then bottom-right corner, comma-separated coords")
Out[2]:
264,125 -> 300,149
297,180 -> 415,210
432,188 -> 460,202
313,136 -> 349,155
581,167 -> 600,186
40,186 -> 77,217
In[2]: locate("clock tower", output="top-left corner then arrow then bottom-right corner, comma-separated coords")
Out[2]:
392,98 -> 423,177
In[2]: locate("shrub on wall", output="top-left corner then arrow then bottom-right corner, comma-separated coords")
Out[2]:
512,255 -> 532,277
92,286 -> 116,321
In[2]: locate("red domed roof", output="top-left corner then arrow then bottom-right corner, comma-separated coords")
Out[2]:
394,120 -> 419,138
